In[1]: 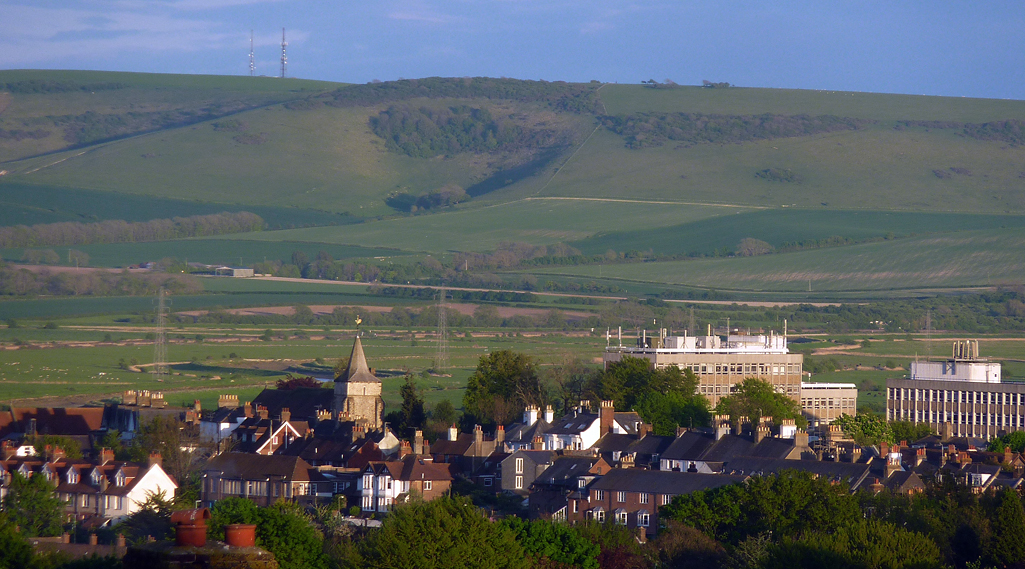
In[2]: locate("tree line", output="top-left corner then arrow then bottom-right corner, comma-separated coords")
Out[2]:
600,112 -> 871,149
0,264 -> 200,297
0,211 -> 264,248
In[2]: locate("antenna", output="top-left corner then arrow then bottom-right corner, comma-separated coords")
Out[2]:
280,28 -> 288,78
152,288 -> 170,382
925,308 -> 932,360
249,30 -> 255,76
434,287 -> 448,371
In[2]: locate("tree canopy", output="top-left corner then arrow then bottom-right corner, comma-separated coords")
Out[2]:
2,472 -> 66,537
715,377 -> 806,428
463,350 -> 544,427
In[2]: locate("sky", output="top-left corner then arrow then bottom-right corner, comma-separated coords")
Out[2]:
2,1 -> 1024,100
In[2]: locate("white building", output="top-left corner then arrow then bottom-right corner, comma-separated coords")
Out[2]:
801,382 -> 858,426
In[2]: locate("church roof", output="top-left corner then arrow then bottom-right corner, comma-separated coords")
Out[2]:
342,336 -> 379,384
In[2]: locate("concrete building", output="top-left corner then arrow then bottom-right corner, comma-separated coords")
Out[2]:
801,382 -> 858,426
603,329 -> 802,407
887,340 -> 1021,439
333,337 -> 384,429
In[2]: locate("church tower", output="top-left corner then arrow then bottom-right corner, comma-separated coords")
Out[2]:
333,336 -> 384,429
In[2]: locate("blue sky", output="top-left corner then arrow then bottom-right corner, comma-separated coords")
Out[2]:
3,1 -> 1024,100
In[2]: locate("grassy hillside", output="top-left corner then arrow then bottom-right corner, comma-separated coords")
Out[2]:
2,72 -> 1025,300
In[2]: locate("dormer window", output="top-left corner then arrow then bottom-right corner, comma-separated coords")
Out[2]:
115,471 -> 126,487
91,470 -> 102,486
67,470 -> 78,484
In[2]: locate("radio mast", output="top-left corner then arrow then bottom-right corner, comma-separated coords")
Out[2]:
249,30 -> 255,76
280,28 -> 287,78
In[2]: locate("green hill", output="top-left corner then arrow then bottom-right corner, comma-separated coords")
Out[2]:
2,71 -> 1025,297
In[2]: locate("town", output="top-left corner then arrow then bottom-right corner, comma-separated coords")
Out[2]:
3,329 -> 1025,568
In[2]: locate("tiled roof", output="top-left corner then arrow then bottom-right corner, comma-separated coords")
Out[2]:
661,431 -> 717,460
546,412 -> 598,435
534,456 -> 604,486
205,453 -> 312,481
723,457 -> 871,491
505,420 -> 549,444
11,408 -> 105,435
590,468 -> 747,495
251,388 -> 334,422
340,336 -> 379,384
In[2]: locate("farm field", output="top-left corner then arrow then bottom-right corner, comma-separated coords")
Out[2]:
227,198 -> 755,253
518,228 -> 1025,293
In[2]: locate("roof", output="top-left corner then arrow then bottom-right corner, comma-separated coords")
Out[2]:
505,419 -> 549,444
251,388 -> 333,422
661,431 -> 717,461
614,412 -> 644,434
367,455 -> 454,482
534,456 -> 606,486
593,433 -> 637,453
745,437 -> 801,459
10,408 -> 105,436
546,412 -> 598,436
430,434 -> 474,456
589,468 -> 747,495
700,434 -> 755,462
722,457 -> 871,491
341,336 -> 379,384
205,453 -> 312,481
627,434 -> 675,458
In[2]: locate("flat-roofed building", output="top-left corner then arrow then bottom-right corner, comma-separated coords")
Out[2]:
801,382 -> 858,426
603,329 -> 802,407
887,340 -> 1021,439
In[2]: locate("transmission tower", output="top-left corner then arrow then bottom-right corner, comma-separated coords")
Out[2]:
280,28 -> 287,78
925,308 -> 932,360
152,288 -> 170,381
249,30 -> 255,76
689,307 -> 696,335
434,287 -> 449,371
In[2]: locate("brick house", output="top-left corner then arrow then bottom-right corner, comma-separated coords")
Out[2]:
201,453 -> 327,506
501,450 -> 557,495
568,469 -> 747,536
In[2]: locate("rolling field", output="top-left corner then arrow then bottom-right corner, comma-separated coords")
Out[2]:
539,125 -> 1025,214
599,85 -> 1025,122
0,239 -> 402,268
227,198 -> 754,253
519,228 -> 1025,293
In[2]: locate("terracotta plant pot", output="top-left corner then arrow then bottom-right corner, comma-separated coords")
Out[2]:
175,524 -> 207,547
225,524 -> 257,548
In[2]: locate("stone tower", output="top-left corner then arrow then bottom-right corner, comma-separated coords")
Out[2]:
333,336 -> 384,429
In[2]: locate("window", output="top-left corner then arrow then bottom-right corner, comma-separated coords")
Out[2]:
515,458 -> 524,474
638,511 -> 650,527
615,509 -> 627,525
595,509 -> 606,523
515,476 -> 523,489
386,478 -> 392,490
640,493 -> 649,504
483,478 -> 493,487
82,494 -> 90,507
595,490 -> 604,501
362,496 -> 372,510
424,480 -> 433,491
363,474 -> 373,489
572,500 -> 578,513
617,491 -> 626,503
661,494 -> 673,506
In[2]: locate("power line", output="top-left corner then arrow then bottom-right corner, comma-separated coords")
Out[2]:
435,287 -> 448,371
152,288 -> 169,381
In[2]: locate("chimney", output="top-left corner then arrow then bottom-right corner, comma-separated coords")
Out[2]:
1,441 -> 14,460
544,405 -> 554,424
44,444 -> 53,460
116,534 -> 126,548
579,400 -> 590,413
620,453 -> 635,469
885,451 -> 902,479
957,451 -> 972,465
870,478 -> 884,493
848,446 -> 862,463
532,436 -> 544,450
412,430 -> 424,457
473,424 -> 483,453
61,533 -> 70,544
880,442 -> 889,457
779,419 -> 797,439
915,448 -> 926,467
495,425 -> 505,447
1004,448 -> 1013,464
152,392 -> 166,409
52,446 -> 66,461
676,426 -> 688,437
754,425 -> 769,444
280,408 -> 291,423
794,429 -> 809,449
399,441 -> 411,458
941,422 -> 953,442
524,406 -> 538,426
599,400 -> 615,436
448,424 -> 459,442
100,448 -> 115,464
258,405 -> 268,420
218,394 -> 238,409
244,402 -> 253,418
148,453 -> 162,467
123,390 -> 138,406
194,400 -> 201,414
714,415 -> 730,441
28,418 -> 37,436
89,534 -> 98,546
734,416 -> 749,437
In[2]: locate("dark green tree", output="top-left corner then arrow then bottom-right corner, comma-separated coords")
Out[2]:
633,390 -> 710,435
989,489 -> 1025,568
764,519 -> 941,569
832,413 -> 894,445
502,517 -> 600,569
463,351 -> 543,427
0,514 -> 35,569
715,377 -> 806,428
2,472 -> 66,537
398,374 -> 427,436
361,496 -> 530,569
32,434 -> 83,459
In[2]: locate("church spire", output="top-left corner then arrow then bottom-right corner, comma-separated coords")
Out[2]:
342,336 -> 379,383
